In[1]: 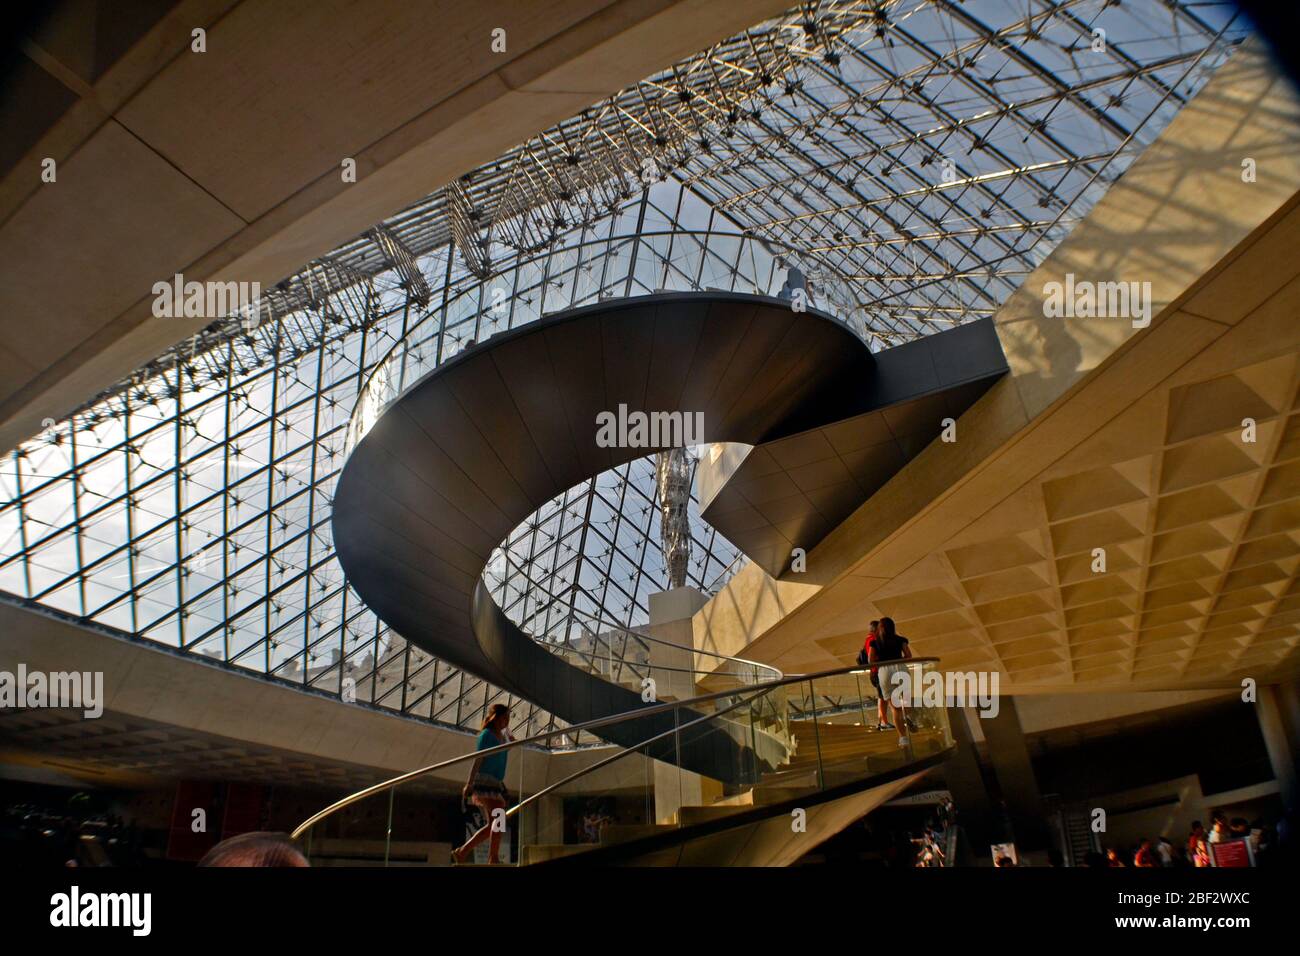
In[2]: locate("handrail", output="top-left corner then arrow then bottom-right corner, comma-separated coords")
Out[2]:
703,551 -> 750,593
290,657 -> 936,840
503,683 -> 766,823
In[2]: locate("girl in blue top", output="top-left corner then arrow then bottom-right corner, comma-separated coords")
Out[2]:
452,704 -> 512,864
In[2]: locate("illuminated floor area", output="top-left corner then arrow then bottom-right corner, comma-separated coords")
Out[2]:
0,0 -> 1298,885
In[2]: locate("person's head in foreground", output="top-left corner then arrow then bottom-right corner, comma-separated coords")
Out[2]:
198,831 -> 310,867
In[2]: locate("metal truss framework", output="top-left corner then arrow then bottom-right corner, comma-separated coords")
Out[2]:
1,186 -> 770,743
75,0 -> 1244,415
1,1 -> 1248,742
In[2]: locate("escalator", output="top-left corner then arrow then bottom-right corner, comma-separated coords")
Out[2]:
292,658 -> 955,866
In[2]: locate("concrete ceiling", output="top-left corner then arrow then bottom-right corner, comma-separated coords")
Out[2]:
0,706 -> 404,793
0,0 -> 789,453
0,598 -> 624,797
692,40 -> 1300,694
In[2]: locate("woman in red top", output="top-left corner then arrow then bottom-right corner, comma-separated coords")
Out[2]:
862,620 -> 892,731
1133,838 -> 1157,867
1188,821 -> 1210,867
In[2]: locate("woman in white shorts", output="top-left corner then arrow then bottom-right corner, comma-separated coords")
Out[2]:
868,617 -> 914,748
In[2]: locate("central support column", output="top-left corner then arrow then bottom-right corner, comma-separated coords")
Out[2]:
647,587 -> 721,823
979,696 -> 1052,859
942,704 -> 998,855
1257,682 -> 1299,809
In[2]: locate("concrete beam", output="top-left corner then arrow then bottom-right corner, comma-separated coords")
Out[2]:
691,39 -> 1300,694
979,697 -> 1051,854
1257,683 -> 1298,807
0,0 -> 790,452
0,599 -> 616,790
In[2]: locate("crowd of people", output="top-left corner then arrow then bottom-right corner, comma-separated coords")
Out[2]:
907,796 -> 958,867
1089,807 -> 1293,868
1,797 -> 309,868
2,801 -> 150,867
974,806 -> 1295,868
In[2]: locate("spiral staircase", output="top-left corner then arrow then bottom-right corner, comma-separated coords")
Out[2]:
303,269 -> 1000,863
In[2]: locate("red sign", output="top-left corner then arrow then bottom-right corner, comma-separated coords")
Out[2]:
1209,838 -> 1253,868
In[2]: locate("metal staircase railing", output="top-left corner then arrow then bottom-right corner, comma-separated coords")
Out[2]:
292,657 -> 954,866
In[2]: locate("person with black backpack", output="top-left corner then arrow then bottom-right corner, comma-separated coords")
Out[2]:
868,617 -> 914,748
857,620 -> 892,731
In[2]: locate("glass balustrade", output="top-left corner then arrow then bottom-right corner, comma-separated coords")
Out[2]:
292,658 -> 952,866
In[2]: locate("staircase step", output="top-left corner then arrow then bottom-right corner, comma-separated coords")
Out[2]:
751,785 -> 815,806
512,728 -> 947,863
756,768 -> 819,790
521,843 -> 597,865
712,790 -> 755,808
774,732 -> 944,780
675,804 -> 749,826
600,823 -> 674,845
